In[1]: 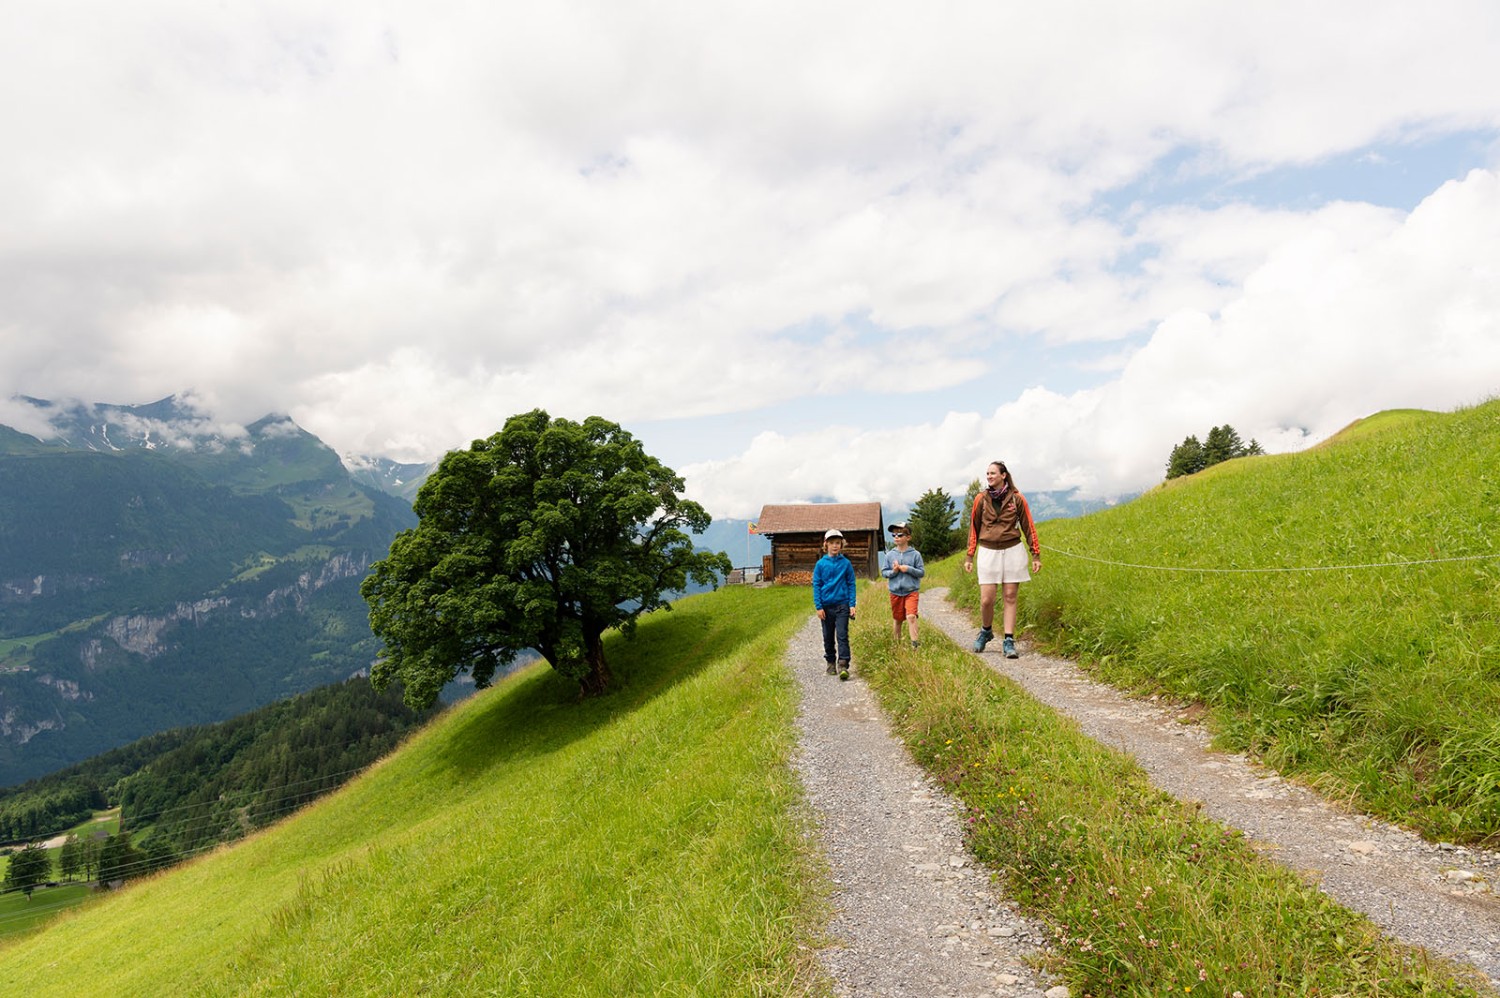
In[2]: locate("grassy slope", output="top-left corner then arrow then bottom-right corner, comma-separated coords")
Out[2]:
0,585 -> 825,997
949,399 -> 1500,841
851,601 -> 1488,996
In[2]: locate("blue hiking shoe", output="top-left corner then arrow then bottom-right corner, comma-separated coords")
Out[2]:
973,627 -> 994,652
1003,635 -> 1018,659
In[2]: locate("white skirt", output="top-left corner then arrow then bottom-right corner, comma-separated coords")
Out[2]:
976,544 -> 1030,585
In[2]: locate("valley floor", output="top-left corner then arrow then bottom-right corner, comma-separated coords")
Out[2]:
794,587 -> 1500,995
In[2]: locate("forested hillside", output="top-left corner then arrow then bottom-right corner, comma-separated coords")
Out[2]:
0,397 -> 416,785
0,677 -> 435,850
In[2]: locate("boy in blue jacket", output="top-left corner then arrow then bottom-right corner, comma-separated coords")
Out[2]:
813,528 -> 858,680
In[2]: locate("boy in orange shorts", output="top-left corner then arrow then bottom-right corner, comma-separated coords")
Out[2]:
881,522 -> 925,648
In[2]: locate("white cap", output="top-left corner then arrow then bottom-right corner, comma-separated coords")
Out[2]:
824,528 -> 844,540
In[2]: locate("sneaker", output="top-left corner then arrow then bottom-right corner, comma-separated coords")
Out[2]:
1003,635 -> 1018,658
910,640 -> 920,650
973,627 -> 993,652
838,660 -> 850,681
826,661 -> 837,675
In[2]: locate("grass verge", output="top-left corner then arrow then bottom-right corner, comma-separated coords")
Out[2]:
852,601 -> 1491,996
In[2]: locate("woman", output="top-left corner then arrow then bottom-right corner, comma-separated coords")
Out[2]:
962,461 -> 1041,658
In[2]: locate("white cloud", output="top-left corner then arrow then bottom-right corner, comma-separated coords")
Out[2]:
2,2 -> 1499,516
686,169 -> 1500,516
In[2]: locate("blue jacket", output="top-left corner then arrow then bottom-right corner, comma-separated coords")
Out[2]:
812,553 -> 857,610
881,547 -> 925,595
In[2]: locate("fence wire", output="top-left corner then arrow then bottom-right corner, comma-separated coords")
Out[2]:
1046,547 -> 1500,575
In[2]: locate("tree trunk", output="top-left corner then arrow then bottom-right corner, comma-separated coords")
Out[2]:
576,629 -> 613,698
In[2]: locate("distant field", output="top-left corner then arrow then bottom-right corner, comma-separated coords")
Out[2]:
0,884 -> 92,939
0,808 -> 119,938
0,615 -> 109,670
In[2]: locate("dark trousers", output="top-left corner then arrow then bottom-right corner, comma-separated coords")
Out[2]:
820,601 -> 851,664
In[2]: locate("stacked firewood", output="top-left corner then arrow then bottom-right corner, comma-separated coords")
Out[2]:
775,571 -> 813,586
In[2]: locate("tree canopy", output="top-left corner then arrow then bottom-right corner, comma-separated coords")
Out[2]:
907,487 -> 960,558
3,841 -> 50,899
1166,424 -> 1263,480
362,410 -> 731,704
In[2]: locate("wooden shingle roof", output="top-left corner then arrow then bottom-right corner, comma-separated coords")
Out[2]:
754,502 -> 884,535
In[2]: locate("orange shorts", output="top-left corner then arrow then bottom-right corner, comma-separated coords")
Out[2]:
888,591 -> 920,622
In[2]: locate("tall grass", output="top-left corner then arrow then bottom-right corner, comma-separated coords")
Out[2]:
0,585 -> 829,997
852,610 -> 1489,996
947,400 -> 1500,842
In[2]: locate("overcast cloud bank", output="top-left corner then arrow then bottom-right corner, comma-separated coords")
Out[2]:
3,2 -> 1498,517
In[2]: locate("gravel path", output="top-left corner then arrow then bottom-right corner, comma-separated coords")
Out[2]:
790,588 -> 1500,995
790,614 -> 1063,998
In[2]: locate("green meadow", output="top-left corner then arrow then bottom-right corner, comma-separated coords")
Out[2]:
950,399 -> 1500,842
1,401 -> 1496,995
0,586 -> 827,996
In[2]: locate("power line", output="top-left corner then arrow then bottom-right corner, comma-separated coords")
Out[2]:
1,763 -> 371,847
0,774 -> 367,923
0,763 -> 391,914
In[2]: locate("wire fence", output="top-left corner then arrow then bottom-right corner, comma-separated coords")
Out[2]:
1046,546 -> 1500,575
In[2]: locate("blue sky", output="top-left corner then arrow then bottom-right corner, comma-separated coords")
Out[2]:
2,1 -> 1498,518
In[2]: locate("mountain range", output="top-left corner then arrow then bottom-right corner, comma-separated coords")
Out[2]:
0,396 -> 417,786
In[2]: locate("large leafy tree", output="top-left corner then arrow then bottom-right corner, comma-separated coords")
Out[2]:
362,410 -> 731,705
907,487 -> 960,558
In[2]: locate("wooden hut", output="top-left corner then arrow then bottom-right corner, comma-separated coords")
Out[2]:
754,502 -> 885,581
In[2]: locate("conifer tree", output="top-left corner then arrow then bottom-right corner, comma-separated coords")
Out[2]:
1167,424 -> 1261,479
1203,424 -> 1245,466
907,487 -> 960,557
1166,435 -> 1206,479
